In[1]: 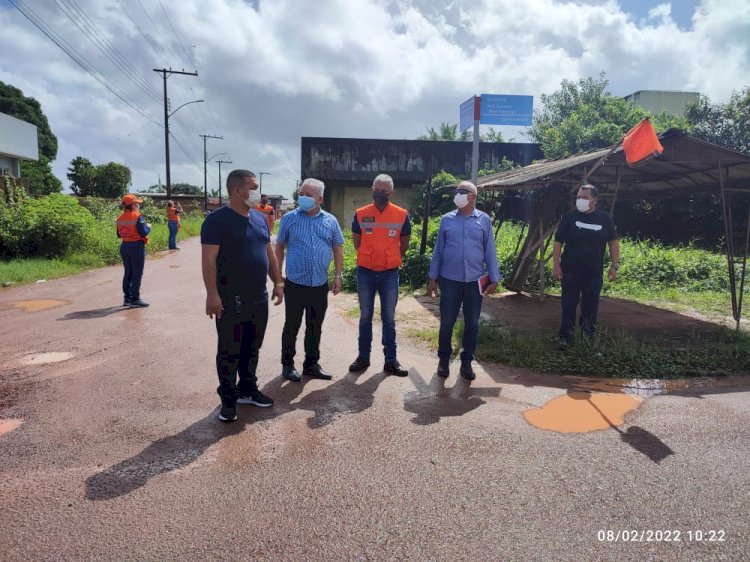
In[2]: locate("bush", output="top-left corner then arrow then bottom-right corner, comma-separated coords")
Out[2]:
5,194 -> 97,258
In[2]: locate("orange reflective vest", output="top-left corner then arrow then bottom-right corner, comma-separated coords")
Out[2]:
355,202 -> 407,271
166,207 -> 180,223
116,210 -> 148,243
256,203 -> 274,231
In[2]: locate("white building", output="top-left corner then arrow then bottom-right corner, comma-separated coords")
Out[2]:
0,112 -> 38,177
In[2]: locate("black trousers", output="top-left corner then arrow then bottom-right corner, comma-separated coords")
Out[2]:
215,297 -> 268,406
120,241 -> 145,300
281,279 -> 329,367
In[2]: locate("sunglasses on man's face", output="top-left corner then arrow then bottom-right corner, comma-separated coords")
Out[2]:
455,189 -> 471,195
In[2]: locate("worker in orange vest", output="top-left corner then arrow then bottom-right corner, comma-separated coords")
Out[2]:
116,194 -> 151,307
166,200 -> 183,250
348,174 -> 411,377
256,194 -> 274,234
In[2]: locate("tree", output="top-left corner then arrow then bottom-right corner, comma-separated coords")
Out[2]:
481,127 -> 504,143
685,87 -> 750,155
95,163 -> 131,198
20,157 -> 62,195
171,182 -> 202,195
67,157 -> 97,195
417,122 -> 471,141
528,72 -> 687,159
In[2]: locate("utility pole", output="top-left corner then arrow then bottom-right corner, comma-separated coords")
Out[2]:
153,68 -> 199,200
217,159 -> 232,206
199,134 -> 223,210
259,171 -> 271,194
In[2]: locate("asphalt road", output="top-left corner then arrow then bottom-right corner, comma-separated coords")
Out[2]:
1,238 -> 749,561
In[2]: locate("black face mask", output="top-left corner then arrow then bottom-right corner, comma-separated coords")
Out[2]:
373,192 -> 389,205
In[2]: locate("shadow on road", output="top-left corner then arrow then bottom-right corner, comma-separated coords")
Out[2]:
567,389 -> 674,464
85,376 -> 315,501
58,306 -> 128,320
404,371 -> 501,425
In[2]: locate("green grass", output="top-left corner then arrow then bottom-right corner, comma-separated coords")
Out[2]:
407,320 -> 750,378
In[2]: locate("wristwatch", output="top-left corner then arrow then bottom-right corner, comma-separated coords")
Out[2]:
275,281 -> 285,288
334,273 -> 343,279
611,262 -> 620,270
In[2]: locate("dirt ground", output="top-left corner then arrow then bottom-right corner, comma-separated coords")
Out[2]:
367,289 -> 736,347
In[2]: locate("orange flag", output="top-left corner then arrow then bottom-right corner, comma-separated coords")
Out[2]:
622,118 -> 663,166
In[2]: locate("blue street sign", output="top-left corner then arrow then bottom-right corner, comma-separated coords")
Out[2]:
459,96 -> 475,132
479,94 -> 533,126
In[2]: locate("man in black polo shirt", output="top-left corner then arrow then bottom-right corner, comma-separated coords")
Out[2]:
552,184 -> 619,349
201,169 -> 284,422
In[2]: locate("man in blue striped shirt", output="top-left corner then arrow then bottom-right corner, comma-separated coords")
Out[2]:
275,178 -> 344,381
428,181 -> 500,380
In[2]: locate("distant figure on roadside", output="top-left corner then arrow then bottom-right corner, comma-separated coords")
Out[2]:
348,174 -> 411,377
166,200 -> 183,250
428,180 -> 500,380
116,193 -> 151,308
201,169 -> 284,423
275,178 -> 344,382
552,183 -> 619,349
256,194 -> 275,233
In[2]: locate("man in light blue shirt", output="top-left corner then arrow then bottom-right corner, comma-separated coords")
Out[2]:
275,178 -> 344,381
428,180 -> 500,380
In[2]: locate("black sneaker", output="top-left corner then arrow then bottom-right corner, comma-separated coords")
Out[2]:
282,364 -> 301,382
348,356 -> 370,372
303,363 -> 333,380
459,360 -> 476,380
218,404 -> 237,422
237,388 -> 273,408
129,299 -> 150,308
557,338 -> 570,351
384,361 -> 409,377
123,298 -> 131,307
437,357 -> 450,378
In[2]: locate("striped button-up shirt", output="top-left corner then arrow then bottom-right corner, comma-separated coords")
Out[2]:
277,207 -> 344,286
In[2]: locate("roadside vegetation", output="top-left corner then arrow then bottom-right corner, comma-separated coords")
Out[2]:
0,189 -> 203,286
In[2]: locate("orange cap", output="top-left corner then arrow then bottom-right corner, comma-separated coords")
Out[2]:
122,194 -> 144,206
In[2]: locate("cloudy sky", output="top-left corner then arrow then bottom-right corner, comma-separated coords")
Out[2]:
1,0 -> 748,199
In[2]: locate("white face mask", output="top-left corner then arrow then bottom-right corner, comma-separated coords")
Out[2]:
454,193 -> 469,209
245,189 -> 261,207
576,198 -> 590,212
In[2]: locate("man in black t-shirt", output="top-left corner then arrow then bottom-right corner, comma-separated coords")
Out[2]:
201,169 -> 284,422
552,184 -> 619,348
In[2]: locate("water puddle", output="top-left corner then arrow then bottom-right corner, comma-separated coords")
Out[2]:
169,265 -> 180,268
9,299 -> 71,312
523,391 -> 643,433
0,419 -> 22,437
21,352 -> 75,365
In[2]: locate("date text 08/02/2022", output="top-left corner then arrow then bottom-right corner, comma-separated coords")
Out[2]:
597,530 -> 726,542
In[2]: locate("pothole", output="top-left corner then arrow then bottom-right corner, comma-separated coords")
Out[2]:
0,419 -> 23,437
523,391 -> 643,433
11,299 -> 72,312
21,352 -> 75,365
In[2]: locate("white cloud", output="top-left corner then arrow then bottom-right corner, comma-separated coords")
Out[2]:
0,0 -> 748,197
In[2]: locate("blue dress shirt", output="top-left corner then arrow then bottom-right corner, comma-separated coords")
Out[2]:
428,208 -> 501,283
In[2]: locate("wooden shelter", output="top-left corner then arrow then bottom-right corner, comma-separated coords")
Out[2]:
476,129 -> 750,327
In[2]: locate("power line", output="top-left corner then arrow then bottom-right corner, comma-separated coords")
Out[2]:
159,1 -> 195,69
9,0 -> 161,127
54,0 -> 162,103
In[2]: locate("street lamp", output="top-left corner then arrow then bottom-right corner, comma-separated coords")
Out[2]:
163,99 -> 203,200
217,159 -> 232,206
200,136 -> 224,210
259,171 -> 271,194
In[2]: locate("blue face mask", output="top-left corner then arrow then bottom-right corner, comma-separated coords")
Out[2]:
298,195 -> 317,212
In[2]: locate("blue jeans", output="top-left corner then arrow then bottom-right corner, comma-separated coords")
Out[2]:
120,241 -> 145,301
356,266 -> 399,363
438,277 -> 483,361
168,221 -> 179,249
559,267 -> 603,342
